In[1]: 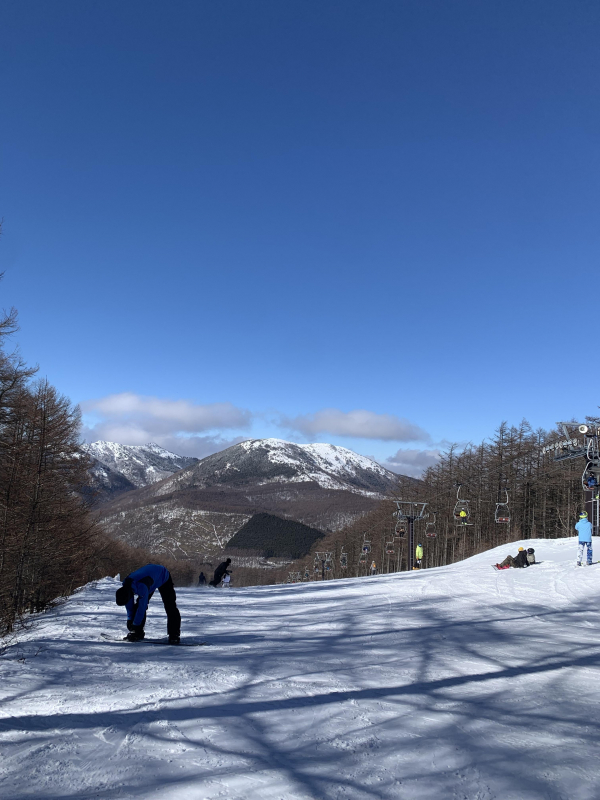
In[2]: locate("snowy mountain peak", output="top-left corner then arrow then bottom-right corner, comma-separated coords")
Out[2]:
159,437 -> 399,497
84,441 -> 198,490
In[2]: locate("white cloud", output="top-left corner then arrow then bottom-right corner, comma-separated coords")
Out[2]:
82,393 -> 250,432
80,393 -> 252,457
284,408 -> 430,442
384,448 -> 441,477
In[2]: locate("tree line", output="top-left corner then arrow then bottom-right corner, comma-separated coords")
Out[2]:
0,291 -> 195,636
279,419 -> 586,582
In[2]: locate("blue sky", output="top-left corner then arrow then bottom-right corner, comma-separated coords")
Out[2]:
2,1 -> 599,475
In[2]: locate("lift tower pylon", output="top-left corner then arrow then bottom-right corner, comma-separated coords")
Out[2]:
542,421 -> 600,536
393,501 -> 428,572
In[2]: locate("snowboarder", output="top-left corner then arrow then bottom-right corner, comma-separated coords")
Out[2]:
115,563 -> 181,643
210,558 -> 232,587
496,547 -> 529,569
414,543 -> 423,569
576,511 -> 593,566
198,572 -> 207,586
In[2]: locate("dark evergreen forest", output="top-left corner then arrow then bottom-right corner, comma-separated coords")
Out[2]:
226,512 -> 325,559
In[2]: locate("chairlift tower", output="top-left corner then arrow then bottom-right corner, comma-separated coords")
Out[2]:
314,551 -> 333,581
393,501 -> 428,572
542,421 -> 600,536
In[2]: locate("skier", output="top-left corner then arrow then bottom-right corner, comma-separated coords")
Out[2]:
198,572 -> 207,586
210,558 -> 232,587
115,563 -> 181,643
576,511 -> 593,566
414,543 -> 423,569
496,547 -> 529,569
370,560 -> 377,575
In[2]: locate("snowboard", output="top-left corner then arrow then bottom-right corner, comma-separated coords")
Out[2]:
101,633 -> 208,646
492,564 -> 510,570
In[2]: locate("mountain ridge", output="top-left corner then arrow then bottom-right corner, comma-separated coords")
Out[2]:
93,437 -> 401,561
84,441 -> 199,501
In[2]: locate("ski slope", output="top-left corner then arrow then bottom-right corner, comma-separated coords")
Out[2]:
1,537 -> 599,800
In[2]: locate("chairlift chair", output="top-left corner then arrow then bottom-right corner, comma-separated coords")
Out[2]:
394,519 -> 407,538
340,552 -> 348,568
582,463 -> 600,493
362,534 -> 372,554
453,484 -> 472,525
359,551 -> 367,565
385,541 -> 395,555
425,513 -> 437,538
494,489 -> 510,524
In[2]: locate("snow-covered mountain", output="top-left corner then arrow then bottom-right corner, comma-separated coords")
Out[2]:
95,439 -> 401,560
84,441 -> 198,501
156,438 -> 399,497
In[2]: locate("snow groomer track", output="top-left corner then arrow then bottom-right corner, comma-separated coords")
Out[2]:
2,537 -> 600,800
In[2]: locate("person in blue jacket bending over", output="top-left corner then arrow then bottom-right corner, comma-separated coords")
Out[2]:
575,511 -> 593,567
115,563 -> 181,643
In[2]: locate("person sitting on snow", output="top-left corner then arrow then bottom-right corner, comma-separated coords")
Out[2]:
210,558 -> 232,587
496,547 -> 529,569
115,563 -> 181,643
576,511 -> 593,566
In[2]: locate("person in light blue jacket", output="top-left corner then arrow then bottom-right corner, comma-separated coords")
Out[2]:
575,511 -> 593,566
115,564 -> 181,643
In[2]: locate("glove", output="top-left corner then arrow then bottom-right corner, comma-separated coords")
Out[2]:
127,619 -> 135,631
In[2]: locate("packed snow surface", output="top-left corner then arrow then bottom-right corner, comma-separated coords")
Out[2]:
2,537 -> 600,799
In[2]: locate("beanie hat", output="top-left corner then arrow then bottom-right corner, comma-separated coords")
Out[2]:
115,584 -> 133,606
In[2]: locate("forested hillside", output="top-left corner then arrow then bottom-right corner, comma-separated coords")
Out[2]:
226,513 -> 325,559
272,421 -> 587,584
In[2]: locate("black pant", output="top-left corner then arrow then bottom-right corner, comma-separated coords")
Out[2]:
131,576 -> 181,638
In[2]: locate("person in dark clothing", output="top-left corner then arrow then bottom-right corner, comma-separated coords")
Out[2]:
210,558 -> 232,587
496,547 -> 529,569
198,572 -> 207,586
115,563 -> 181,643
